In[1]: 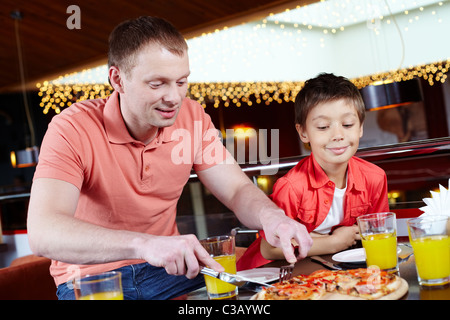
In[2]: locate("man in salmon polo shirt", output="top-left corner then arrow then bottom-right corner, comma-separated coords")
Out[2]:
27,16 -> 312,300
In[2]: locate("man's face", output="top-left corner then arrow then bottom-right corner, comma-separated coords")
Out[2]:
110,43 -> 190,142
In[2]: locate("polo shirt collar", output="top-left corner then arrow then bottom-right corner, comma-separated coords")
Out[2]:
104,91 -> 176,145
308,154 -> 364,192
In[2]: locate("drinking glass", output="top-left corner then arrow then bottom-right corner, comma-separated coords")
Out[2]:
407,215 -> 450,286
357,212 -> 398,272
73,271 -> 123,300
200,235 -> 238,300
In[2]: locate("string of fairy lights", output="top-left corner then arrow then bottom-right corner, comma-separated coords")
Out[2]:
36,59 -> 449,114
36,0 -> 450,114
190,60 -> 450,108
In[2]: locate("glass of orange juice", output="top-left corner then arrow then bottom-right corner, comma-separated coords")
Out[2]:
200,235 -> 238,300
73,271 -> 123,300
357,212 -> 398,272
407,215 -> 450,286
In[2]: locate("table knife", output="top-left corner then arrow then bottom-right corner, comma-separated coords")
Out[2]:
310,256 -> 343,270
200,267 -> 274,287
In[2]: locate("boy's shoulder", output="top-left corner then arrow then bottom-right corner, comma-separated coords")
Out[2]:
350,156 -> 386,176
275,156 -> 314,191
284,156 -> 311,177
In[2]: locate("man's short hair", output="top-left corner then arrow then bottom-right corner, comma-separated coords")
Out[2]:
108,16 -> 188,76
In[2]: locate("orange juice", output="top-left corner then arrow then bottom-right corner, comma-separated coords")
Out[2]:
410,235 -> 450,284
204,255 -> 237,299
78,291 -> 124,300
361,232 -> 397,270
74,271 -> 123,300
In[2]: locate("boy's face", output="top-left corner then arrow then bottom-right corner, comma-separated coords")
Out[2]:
296,99 -> 363,173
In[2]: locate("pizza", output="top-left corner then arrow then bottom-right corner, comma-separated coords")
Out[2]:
252,268 -> 408,300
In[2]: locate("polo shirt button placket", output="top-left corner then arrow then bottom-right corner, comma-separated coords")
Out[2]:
141,147 -> 152,182
141,162 -> 152,184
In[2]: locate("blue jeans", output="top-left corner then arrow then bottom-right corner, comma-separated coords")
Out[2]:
56,262 -> 205,300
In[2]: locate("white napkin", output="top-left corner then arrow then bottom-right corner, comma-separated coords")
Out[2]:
419,178 -> 450,217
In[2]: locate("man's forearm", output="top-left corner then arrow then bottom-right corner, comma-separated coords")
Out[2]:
28,210 -> 143,264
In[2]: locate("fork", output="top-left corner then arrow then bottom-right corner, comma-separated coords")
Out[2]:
279,263 -> 294,282
398,243 -> 414,265
398,252 -> 414,265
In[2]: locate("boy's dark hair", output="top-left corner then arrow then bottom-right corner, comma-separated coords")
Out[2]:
294,73 -> 365,127
108,16 -> 188,76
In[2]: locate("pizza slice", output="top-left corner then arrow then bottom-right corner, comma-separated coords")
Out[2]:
339,268 -> 403,300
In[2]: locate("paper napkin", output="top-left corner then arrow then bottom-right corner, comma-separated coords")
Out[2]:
419,178 -> 450,217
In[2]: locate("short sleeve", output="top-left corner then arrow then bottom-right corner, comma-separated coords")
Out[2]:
33,117 -> 84,190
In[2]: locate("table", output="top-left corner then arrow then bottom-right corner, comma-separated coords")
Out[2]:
188,244 -> 450,300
